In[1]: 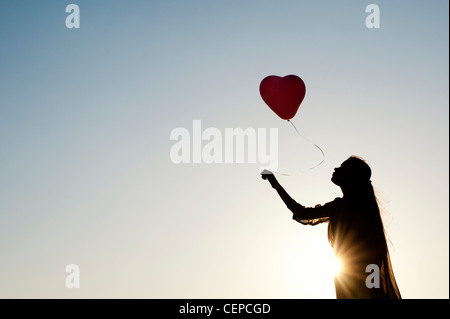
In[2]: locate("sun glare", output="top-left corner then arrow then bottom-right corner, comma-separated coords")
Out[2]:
286,233 -> 342,298
332,256 -> 342,276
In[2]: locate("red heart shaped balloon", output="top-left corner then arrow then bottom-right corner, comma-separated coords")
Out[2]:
259,75 -> 306,120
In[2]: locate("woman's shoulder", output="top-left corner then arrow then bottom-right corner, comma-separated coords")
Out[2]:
325,197 -> 346,214
329,197 -> 345,206
316,197 -> 345,213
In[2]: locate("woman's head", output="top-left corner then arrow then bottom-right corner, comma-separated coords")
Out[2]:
332,156 -> 372,189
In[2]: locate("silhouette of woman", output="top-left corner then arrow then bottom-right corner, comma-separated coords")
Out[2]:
261,156 -> 401,299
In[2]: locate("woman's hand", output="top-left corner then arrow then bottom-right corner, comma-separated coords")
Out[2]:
261,169 -> 278,187
261,169 -> 273,179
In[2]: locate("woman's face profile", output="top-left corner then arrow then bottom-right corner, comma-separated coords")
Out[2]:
331,165 -> 344,186
331,160 -> 352,186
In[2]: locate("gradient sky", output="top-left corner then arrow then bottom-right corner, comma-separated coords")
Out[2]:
0,1 -> 448,298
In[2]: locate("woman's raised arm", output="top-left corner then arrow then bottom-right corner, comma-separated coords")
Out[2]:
261,170 -> 336,223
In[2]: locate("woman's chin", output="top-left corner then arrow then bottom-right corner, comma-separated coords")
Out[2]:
331,176 -> 339,186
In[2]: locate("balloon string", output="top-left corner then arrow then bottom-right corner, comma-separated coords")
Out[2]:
288,119 -> 325,169
273,120 -> 325,176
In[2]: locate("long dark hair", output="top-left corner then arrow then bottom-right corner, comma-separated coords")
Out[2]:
329,156 -> 401,299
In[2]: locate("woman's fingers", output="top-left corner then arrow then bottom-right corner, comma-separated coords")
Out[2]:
261,169 -> 273,175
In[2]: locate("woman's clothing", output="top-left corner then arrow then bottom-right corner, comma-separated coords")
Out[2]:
292,197 -> 401,299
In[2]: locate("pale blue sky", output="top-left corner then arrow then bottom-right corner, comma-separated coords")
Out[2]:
0,1 -> 448,298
